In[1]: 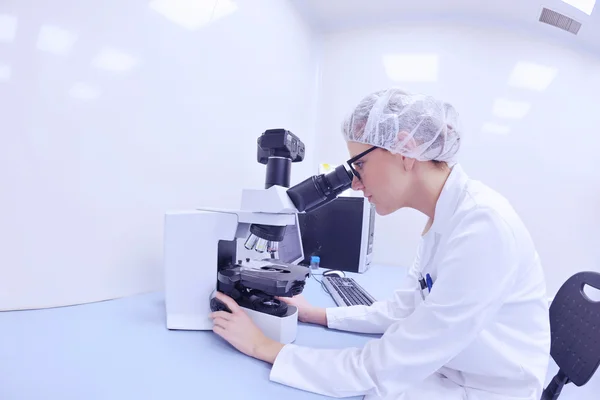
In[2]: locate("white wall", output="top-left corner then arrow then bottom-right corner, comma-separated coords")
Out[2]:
314,23 -> 600,296
0,0 -> 320,310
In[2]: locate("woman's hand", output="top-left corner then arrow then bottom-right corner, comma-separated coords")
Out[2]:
277,294 -> 328,326
210,292 -> 284,364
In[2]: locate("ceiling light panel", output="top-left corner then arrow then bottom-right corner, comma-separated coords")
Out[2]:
91,48 -> 138,72
508,61 -> 558,91
36,25 -> 78,55
492,98 -> 532,119
150,0 -> 218,30
383,54 -> 439,82
561,0 -> 596,15
0,14 -> 17,42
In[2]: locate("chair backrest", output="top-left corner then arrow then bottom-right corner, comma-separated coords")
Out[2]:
549,271 -> 600,386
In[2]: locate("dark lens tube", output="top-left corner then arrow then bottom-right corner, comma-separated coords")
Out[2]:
265,157 -> 292,189
286,176 -> 326,212
286,165 -> 353,212
327,164 -> 354,191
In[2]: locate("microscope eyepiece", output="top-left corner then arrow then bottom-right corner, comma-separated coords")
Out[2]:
286,164 -> 353,213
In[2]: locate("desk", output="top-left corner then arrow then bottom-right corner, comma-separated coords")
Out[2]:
0,265 -> 407,400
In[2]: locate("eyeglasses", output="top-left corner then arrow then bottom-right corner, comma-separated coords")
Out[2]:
346,146 -> 378,181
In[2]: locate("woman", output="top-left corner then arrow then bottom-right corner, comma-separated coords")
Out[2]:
210,88 -> 551,400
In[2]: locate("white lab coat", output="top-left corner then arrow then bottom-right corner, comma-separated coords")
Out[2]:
269,164 -> 551,400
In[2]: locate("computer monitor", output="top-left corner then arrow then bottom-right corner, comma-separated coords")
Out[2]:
298,196 -> 374,273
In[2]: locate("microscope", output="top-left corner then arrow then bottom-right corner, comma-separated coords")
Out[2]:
164,129 -> 354,343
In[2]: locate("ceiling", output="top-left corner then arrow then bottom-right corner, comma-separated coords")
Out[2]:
289,0 -> 600,56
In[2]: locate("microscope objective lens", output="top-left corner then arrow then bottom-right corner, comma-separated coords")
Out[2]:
244,233 -> 259,250
255,238 -> 268,253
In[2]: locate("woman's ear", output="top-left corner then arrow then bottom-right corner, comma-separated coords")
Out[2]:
395,130 -> 418,153
394,130 -> 417,172
402,156 -> 416,171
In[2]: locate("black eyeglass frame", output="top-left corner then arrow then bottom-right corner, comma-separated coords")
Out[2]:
346,146 -> 378,181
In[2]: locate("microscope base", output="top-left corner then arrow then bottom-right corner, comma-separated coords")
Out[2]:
245,305 -> 299,344
166,305 -> 299,344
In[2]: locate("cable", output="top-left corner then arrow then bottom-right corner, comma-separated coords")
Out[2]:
310,272 -> 330,295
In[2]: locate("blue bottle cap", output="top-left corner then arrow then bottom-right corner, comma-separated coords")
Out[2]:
311,256 -> 320,263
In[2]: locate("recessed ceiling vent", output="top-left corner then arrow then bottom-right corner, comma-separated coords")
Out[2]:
539,7 -> 582,34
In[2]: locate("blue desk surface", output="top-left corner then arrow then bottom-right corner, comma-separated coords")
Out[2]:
0,265 -> 407,400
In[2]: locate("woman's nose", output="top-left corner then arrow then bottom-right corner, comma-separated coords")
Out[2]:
351,176 -> 363,191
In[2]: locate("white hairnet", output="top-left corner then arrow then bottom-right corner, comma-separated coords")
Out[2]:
342,88 -> 461,163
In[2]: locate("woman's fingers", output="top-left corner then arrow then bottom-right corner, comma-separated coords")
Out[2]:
212,324 -> 227,338
275,296 -> 290,303
212,316 -> 230,330
210,311 -> 232,321
214,292 -> 241,314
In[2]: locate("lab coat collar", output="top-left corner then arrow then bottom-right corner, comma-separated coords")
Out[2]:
428,163 -> 469,236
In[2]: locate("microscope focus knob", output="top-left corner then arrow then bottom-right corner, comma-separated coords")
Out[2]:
210,297 -> 231,313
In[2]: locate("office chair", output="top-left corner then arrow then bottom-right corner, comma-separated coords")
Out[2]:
541,271 -> 600,400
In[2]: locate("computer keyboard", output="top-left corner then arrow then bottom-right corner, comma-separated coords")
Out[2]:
322,276 -> 377,307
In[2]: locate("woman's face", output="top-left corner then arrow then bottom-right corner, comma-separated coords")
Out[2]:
346,141 -> 415,215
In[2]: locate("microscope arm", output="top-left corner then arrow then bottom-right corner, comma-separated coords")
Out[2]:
240,164 -> 353,216
240,186 -> 298,215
